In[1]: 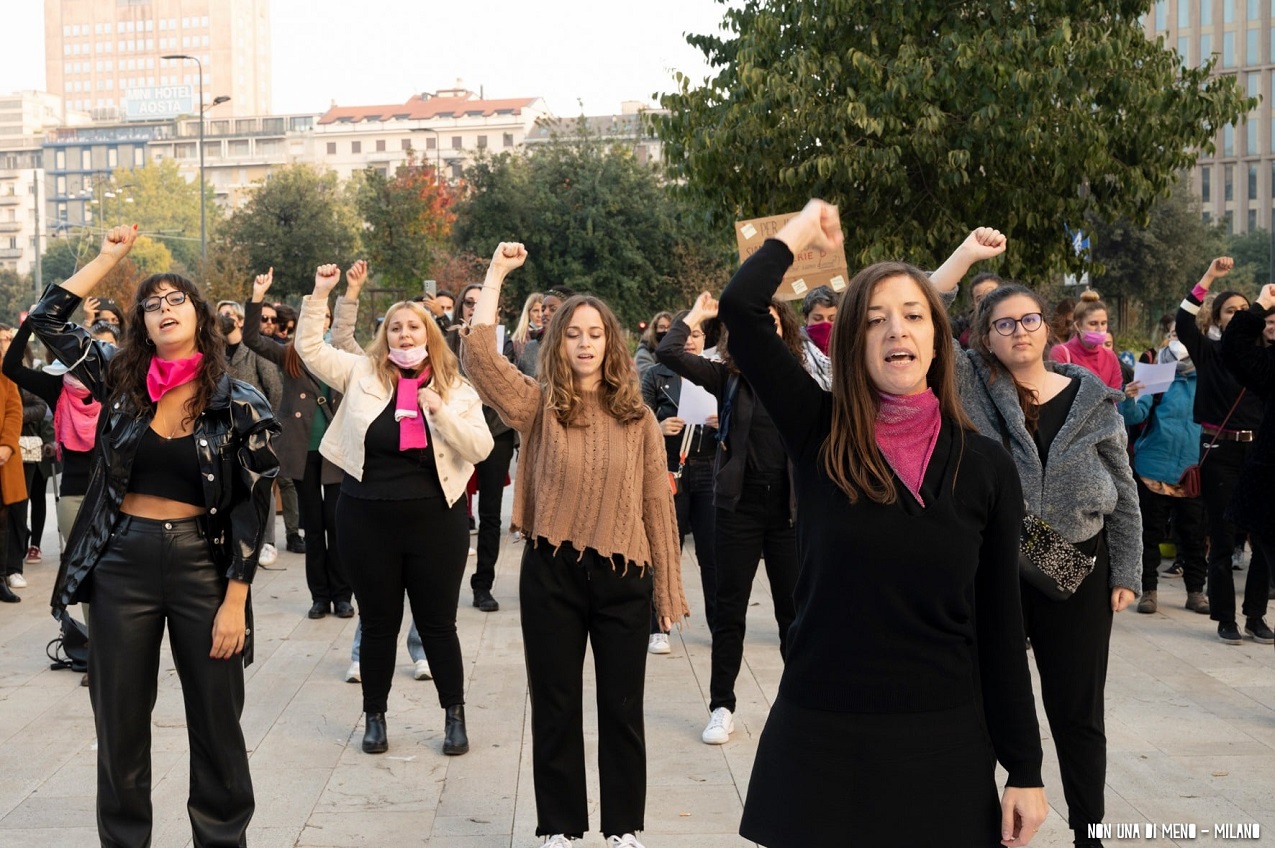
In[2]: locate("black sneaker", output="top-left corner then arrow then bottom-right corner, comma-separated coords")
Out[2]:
1163,562 -> 1184,578
1218,621 -> 1243,644
1244,617 -> 1275,644
286,533 -> 306,554
473,589 -> 499,612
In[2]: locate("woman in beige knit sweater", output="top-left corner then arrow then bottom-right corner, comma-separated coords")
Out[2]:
461,243 -> 688,848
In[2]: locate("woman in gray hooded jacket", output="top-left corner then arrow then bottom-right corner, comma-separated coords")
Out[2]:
931,229 -> 1140,848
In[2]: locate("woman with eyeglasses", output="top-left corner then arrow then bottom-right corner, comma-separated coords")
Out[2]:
934,230 -> 1140,848
28,225 -> 281,847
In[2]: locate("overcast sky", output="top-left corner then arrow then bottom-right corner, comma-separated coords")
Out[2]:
0,0 -> 732,116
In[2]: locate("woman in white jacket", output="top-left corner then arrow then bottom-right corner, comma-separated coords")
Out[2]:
296,263 -> 493,757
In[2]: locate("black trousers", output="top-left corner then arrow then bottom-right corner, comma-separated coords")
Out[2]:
650,459 -> 718,634
296,450 -> 349,606
5,463 -> 46,574
1135,477 -> 1207,593
709,476 -> 798,713
336,493 -> 469,712
1021,535 -> 1111,833
521,538 -> 652,838
1201,438 -> 1270,624
471,429 -> 516,593
89,515 -> 253,848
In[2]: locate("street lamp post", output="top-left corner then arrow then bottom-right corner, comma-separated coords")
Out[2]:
162,53 -> 229,266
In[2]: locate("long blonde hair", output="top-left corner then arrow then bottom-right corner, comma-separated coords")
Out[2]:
364,301 -> 462,400
538,295 -> 647,426
511,291 -> 544,345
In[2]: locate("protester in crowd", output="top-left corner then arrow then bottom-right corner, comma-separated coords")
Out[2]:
0,330 -> 24,604
516,287 -> 577,378
1141,314 -> 1176,364
1221,282 -> 1275,619
82,295 -> 125,327
953,272 -> 1003,347
1050,297 -> 1076,345
634,311 -> 672,378
462,243 -> 687,848
297,264 -> 492,758
656,290 -> 802,747
3,320 -> 116,555
244,266 -> 353,620
935,228 -> 1140,848
346,618 -> 433,683
217,298 -> 285,566
1119,333 -> 1210,615
641,308 -> 719,652
4,340 -> 49,579
29,224 -> 279,847
1176,257 -> 1271,645
718,201 -> 1046,847
511,291 -> 545,374
448,282 -> 516,613
1049,290 -> 1123,390
798,285 -> 836,389
259,300 -> 280,338
273,303 -> 298,342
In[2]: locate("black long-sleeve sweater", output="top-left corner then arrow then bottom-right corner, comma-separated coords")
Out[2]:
718,239 -> 1044,788
1177,288 -> 1264,429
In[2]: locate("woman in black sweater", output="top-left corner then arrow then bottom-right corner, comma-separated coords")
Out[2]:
655,290 -> 802,746
719,201 -> 1046,847
1176,258 -> 1271,644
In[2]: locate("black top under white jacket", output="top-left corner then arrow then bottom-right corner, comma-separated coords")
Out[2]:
29,285 -> 281,663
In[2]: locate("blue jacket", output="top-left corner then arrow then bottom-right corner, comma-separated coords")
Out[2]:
1118,371 -> 1200,484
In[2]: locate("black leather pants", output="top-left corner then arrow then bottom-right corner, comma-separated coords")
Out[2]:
89,515 -> 254,847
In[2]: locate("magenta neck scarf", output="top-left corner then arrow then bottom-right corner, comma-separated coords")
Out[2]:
394,366 -> 432,451
146,352 -> 204,402
54,376 -> 101,456
875,389 -> 941,507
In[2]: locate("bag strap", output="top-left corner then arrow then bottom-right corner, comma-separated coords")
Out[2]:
1199,388 -> 1247,469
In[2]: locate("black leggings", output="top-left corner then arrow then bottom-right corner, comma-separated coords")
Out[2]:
336,493 -> 469,712
90,514 -> 254,847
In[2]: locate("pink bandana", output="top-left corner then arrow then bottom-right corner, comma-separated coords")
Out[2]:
806,321 -> 833,355
54,375 -> 101,456
395,366 -> 431,451
875,389 -> 941,507
146,353 -> 205,402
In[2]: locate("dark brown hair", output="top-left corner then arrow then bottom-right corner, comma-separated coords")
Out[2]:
538,295 -> 647,425
822,262 -> 971,504
108,273 -> 228,427
639,311 -> 673,350
971,283 -> 1050,434
718,297 -> 805,375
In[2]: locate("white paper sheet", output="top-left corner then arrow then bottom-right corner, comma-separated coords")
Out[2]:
676,380 -> 717,426
1133,361 -> 1177,396
496,325 -> 506,355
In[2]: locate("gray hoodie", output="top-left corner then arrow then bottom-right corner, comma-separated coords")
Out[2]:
953,344 -> 1142,595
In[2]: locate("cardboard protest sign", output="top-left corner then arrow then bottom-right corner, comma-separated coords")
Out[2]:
734,211 -> 850,300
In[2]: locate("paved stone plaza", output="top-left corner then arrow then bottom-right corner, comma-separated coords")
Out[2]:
1,492 -> 1273,847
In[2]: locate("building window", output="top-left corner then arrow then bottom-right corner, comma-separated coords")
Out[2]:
1202,0 -> 1213,26
451,162 -> 462,179
55,150 -> 66,170
451,136 -> 462,149
401,138 -> 412,150
1225,164 -> 1234,200
351,141 -> 361,154
81,149 -> 92,170
1249,163 -> 1259,199
1224,124 -> 1235,156
1201,33 -> 1213,62
1249,208 -> 1258,230
425,136 -> 436,150
375,139 -> 386,152
56,176 -> 67,196
1248,120 -> 1259,153
326,142 -> 336,155
1248,28 -> 1259,63
134,147 -> 145,166
1179,0 -> 1190,26
108,148 -> 118,168
503,132 -> 514,148
477,135 -> 488,149
1224,0 -> 1235,21
1154,0 -> 1167,29
1223,32 -> 1235,67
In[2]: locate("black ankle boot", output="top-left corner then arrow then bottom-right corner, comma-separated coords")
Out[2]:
0,581 -> 19,603
362,712 -> 387,754
443,704 -> 469,755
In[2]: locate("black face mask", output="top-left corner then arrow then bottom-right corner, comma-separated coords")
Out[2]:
217,313 -> 237,337
654,330 -> 668,344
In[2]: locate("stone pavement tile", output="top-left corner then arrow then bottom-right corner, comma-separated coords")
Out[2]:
645,782 -> 743,836
248,767 -> 335,829
0,789 -> 95,830
0,825 -> 99,846
296,810 -> 436,846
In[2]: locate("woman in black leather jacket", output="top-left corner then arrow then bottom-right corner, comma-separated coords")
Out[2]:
28,225 -> 280,848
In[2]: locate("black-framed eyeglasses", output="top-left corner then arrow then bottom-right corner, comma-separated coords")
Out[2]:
260,315 -> 278,324
141,291 -> 188,312
991,312 -> 1044,336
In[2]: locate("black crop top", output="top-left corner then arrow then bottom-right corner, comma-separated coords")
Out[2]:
127,427 -> 205,507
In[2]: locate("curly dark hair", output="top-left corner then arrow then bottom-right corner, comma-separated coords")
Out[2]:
107,273 -> 228,427
718,297 -> 805,374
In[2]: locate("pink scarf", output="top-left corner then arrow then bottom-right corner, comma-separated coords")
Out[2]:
875,389 -> 941,507
394,366 -> 431,451
146,353 -> 205,402
806,321 -> 833,355
54,375 -> 100,456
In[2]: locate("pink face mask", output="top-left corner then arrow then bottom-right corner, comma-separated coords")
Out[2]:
388,344 -> 429,369
1081,331 -> 1107,348
806,321 -> 833,355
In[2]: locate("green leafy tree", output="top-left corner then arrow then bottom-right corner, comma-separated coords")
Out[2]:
0,268 -> 36,324
452,124 -> 732,327
1088,175 -> 1227,331
97,159 -> 212,273
356,153 -> 456,291
658,0 -> 1256,278
1223,226 -> 1269,289
219,164 -> 361,300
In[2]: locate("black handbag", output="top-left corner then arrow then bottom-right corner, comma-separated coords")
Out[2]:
992,406 -> 1096,600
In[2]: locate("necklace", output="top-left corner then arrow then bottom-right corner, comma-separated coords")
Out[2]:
154,402 -> 188,440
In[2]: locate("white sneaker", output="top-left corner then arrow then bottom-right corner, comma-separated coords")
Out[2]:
607,835 -> 645,848
702,707 -> 734,745
540,836 -> 573,847
345,662 -> 361,683
259,544 -> 278,566
7,573 -> 28,588
647,633 -> 670,654
468,547 -> 477,556
413,659 -> 432,680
